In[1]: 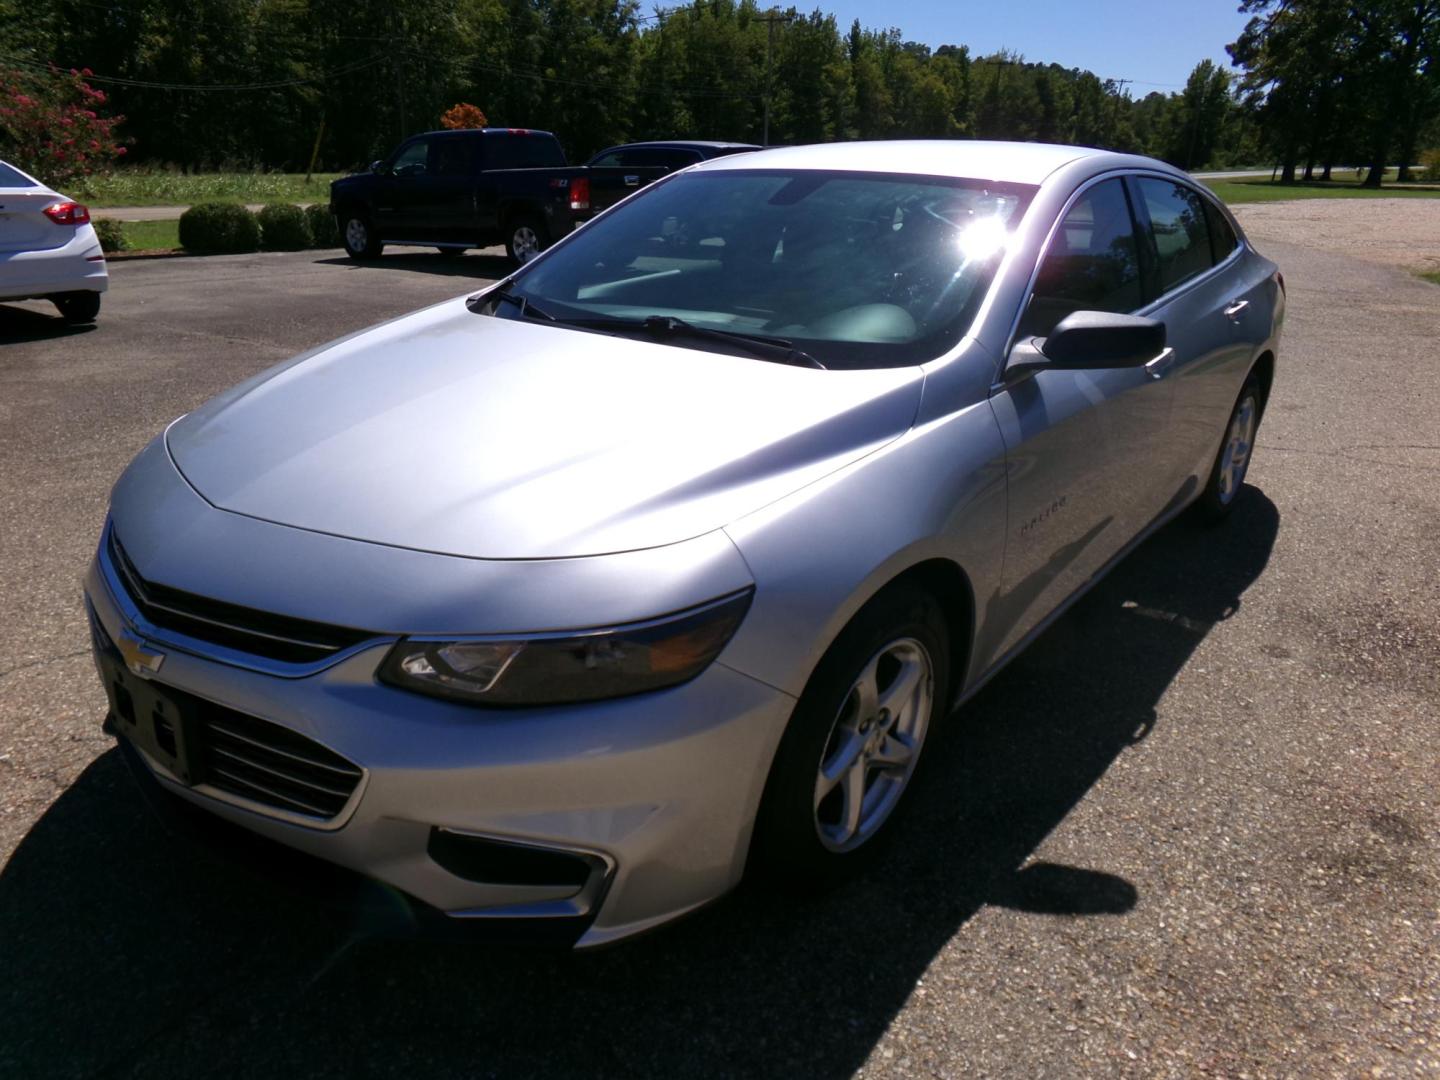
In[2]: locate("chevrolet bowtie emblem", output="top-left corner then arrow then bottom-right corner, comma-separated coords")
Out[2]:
118,628 -> 165,678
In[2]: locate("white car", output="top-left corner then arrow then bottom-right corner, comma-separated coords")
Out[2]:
1,159 -> 107,323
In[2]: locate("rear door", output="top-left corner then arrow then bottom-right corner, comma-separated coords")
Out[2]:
1129,176 -> 1267,490
411,134 -> 478,240
0,163 -> 66,254
986,175 -> 1176,657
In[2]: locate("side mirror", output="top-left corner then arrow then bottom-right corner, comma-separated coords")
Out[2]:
370,159 -> 388,175
1006,311 -> 1166,378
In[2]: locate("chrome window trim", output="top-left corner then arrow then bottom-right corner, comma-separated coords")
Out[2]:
1000,168 -> 1243,370
98,522 -> 398,680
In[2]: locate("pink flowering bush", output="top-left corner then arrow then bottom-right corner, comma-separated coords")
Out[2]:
0,66 -> 126,189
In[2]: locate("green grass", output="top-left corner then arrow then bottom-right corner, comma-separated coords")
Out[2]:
1205,177 -> 1440,204
116,219 -> 180,252
1418,270 -> 1440,286
75,171 -> 342,208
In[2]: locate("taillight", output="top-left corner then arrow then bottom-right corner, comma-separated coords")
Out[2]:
44,201 -> 91,226
569,177 -> 590,212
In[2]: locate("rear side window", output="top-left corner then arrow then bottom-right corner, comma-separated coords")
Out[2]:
1020,178 -> 1143,338
430,137 -> 475,178
0,161 -> 37,187
486,134 -> 567,170
1136,178 -> 1214,294
1203,198 -> 1238,262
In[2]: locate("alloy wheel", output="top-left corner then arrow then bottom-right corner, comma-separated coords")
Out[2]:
813,637 -> 933,853
1217,394 -> 1257,504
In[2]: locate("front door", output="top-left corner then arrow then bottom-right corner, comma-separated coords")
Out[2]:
373,136 -> 432,238
985,176 -> 1175,660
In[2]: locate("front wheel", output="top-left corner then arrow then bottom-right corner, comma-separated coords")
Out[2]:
751,585 -> 950,885
505,215 -> 549,266
1192,375 -> 1262,523
341,214 -> 382,260
53,292 -> 100,323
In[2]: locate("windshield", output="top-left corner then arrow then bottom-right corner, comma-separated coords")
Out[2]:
499,169 -> 1036,369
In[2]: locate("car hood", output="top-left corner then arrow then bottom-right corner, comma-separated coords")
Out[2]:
166,298 -> 923,559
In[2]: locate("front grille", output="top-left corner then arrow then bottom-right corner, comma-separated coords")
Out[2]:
199,707 -> 363,820
107,529 -> 379,665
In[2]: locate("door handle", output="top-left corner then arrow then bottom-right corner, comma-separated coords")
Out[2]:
624,174 -> 640,186
1224,299 -> 1250,320
1144,347 -> 1177,380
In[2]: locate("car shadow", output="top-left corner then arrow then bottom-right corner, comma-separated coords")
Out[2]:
314,249 -> 514,281
0,303 -> 97,344
0,489 -> 1279,1076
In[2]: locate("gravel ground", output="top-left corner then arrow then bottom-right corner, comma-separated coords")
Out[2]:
1234,197 -> 1440,275
0,222 -> 1437,1078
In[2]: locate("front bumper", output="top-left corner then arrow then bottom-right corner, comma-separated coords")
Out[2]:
84,541 -> 794,948
0,226 -> 108,301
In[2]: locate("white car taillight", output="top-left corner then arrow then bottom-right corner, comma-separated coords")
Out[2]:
44,201 -> 91,226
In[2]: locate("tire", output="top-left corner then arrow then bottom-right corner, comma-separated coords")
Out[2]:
1192,374 -> 1262,523
341,213 -> 383,260
751,584 -> 951,887
505,214 -> 549,265
53,292 -> 100,324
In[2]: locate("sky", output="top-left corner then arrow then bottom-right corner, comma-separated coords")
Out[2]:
824,0 -> 1255,93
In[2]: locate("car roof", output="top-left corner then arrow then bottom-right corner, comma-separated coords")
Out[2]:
691,140 -> 1121,185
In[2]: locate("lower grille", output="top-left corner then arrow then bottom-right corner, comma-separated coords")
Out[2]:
199,708 -> 363,820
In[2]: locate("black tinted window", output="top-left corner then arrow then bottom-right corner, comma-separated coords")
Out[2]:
486,133 -> 567,170
430,137 -> 474,177
1137,178 -> 1213,293
0,161 -> 37,186
590,150 -> 624,167
1021,178 -> 1142,338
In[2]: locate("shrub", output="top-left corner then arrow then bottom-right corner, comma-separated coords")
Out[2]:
1419,147 -> 1440,182
178,202 -> 260,254
304,202 -> 340,248
0,65 -> 126,190
257,202 -> 310,250
91,217 -> 127,253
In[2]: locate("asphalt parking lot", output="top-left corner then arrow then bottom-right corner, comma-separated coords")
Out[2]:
1,227 -> 1437,1078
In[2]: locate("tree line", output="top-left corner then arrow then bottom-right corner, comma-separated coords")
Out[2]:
0,0 -> 1434,180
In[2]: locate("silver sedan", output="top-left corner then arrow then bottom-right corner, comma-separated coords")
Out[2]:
86,141 -> 1282,947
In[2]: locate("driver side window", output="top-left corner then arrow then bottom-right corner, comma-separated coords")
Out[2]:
1020,178 -> 1143,339
390,139 -> 429,177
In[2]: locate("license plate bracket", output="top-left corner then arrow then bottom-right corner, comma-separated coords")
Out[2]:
98,651 -> 202,786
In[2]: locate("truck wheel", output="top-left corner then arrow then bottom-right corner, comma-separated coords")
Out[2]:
505,215 -> 549,265
342,214 -> 383,260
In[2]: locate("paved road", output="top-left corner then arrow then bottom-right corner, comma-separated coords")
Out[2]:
0,244 -> 1436,1077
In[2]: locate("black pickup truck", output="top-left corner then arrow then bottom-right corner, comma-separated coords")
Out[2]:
329,128 -> 756,264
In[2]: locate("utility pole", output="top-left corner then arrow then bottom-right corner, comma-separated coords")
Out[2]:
761,11 -> 792,147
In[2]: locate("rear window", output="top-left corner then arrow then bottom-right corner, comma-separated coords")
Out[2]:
1136,178 -> 1214,294
0,161 -> 37,187
486,133 -> 567,170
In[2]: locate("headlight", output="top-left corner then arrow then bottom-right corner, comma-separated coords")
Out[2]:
378,590 -> 753,707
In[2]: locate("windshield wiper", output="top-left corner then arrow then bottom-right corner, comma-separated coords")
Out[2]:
469,289 -> 558,322
565,314 -> 826,370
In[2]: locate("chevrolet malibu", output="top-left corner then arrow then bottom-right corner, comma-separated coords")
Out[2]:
87,141 -> 1282,947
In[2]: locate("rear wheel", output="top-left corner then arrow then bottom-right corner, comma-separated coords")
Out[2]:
505,214 -> 548,265
53,292 -> 100,324
752,584 -> 950,885
1193,375 -> 1262,522
341,214 -> 382,260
